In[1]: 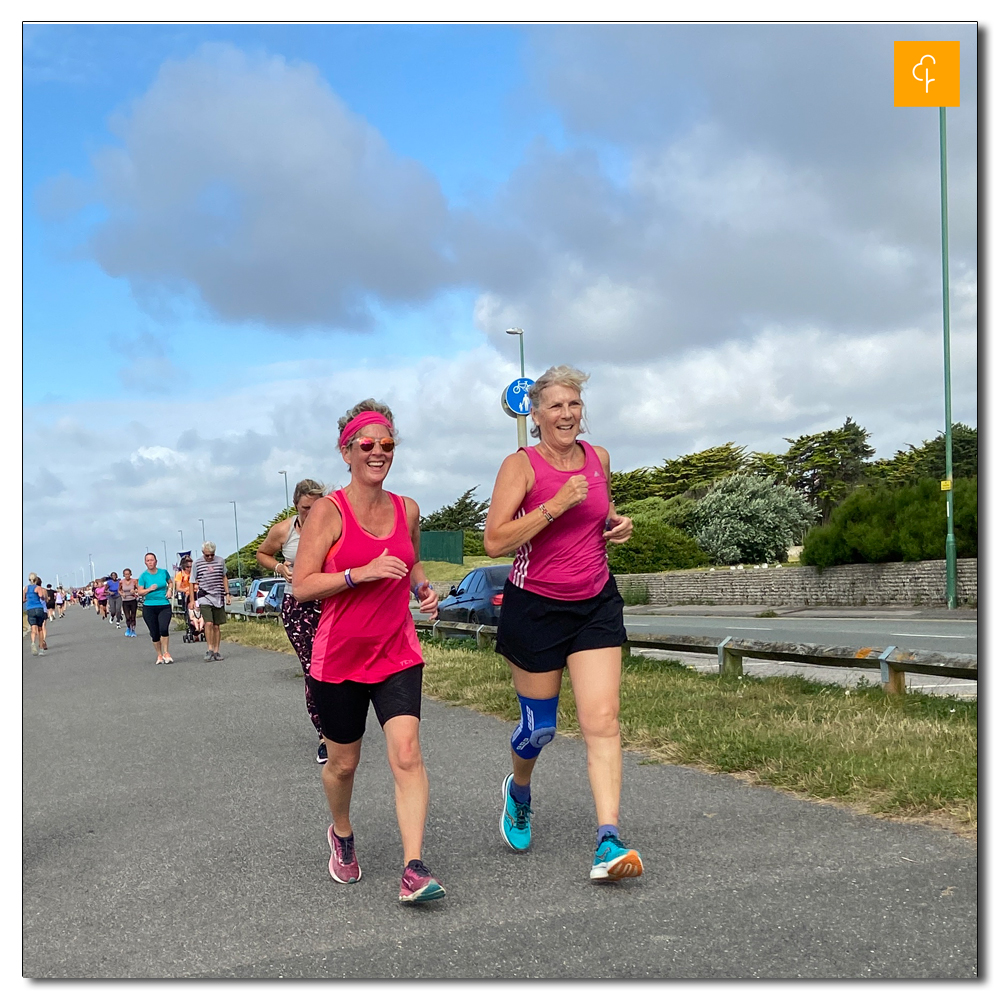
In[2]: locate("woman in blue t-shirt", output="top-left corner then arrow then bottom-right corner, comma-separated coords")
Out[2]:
137,553 -> 175,664
23,573 -> 48,656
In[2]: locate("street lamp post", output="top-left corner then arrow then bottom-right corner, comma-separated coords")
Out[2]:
178,529 -> 184,551
231,501 -> 243,586
506,327 -> 528,448
199,519 -> 206,543
279,470 -> 289,511
89,553 -> 94,583
162,540 -> 168,570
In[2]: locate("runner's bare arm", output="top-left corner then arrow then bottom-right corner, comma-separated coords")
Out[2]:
292,497 -> 345,602
483,450 -> 589,556
404,497 -> 438,619
594,445 -> 632,544
256,517 -> 292,579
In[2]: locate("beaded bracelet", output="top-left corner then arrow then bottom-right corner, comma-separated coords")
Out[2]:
538,503 -> 555,523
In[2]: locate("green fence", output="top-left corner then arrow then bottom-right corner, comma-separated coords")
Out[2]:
420,531 -> 464,564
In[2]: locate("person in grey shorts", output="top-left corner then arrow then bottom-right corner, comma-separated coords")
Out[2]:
190,541 -> 231,662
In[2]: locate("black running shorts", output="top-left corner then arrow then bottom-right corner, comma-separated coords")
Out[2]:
494,575 -> 627,673
307,665 -> 423,745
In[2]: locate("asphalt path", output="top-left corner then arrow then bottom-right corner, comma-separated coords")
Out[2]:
23,608 -> 977,979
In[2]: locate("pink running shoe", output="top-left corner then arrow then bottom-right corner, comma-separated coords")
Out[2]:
399,860 -> 446,903
327,826 -> 361,884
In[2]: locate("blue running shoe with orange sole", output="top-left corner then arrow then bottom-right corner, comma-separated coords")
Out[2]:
590,834 -> 644,881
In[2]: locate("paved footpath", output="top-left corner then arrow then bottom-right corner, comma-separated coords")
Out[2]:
23,609 -> 977,979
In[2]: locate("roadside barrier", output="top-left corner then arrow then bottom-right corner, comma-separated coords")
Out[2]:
414,620 -> 977,695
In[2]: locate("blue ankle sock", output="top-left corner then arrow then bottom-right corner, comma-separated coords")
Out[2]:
510,779 -> 531,804
597,824 -> 619,846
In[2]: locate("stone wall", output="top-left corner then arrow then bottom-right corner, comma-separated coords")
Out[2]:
614,558 -> 977,607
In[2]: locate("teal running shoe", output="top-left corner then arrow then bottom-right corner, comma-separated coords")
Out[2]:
500,773 -> 532,851
590,834 -> 644,882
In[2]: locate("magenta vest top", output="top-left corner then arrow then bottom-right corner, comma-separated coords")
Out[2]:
310,489 -> 424,684
509,441 -> 611,601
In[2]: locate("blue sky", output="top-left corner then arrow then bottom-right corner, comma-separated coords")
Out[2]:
22,21 -> 979,584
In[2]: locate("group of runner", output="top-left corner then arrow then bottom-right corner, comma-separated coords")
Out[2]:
256,366 -> 641,905
25,364 -> 642,906
25,544 -> 233,666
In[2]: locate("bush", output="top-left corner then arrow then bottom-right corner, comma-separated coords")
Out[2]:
618,495 -> 698,533
691,474 -> 817,564
607,520 -> 710,574
801,477 -> 978,568
463,530 -> 486,556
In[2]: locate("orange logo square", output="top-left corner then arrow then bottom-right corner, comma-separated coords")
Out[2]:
894,41 -> 960,107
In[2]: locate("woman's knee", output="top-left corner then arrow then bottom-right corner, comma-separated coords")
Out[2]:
578,701 -> 621,740
387,729 -> 424,774
325,747 -> 361,781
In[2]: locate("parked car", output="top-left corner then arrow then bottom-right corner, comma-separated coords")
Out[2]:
436,565 -> 512,626
243,577 -> 284,614
228,579 -> 246,597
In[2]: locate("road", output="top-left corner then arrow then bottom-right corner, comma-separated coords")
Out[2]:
23,608 -> 977,978
622,614 -> 978,655
421,607 -> 978,698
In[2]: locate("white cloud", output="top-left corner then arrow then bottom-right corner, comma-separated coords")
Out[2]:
24,26 -> 979,580
85,43 -> 451,330
23,326 -> 977,578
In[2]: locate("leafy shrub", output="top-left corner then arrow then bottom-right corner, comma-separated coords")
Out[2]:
463,530 -> 486,556
691,474 -> 817,564
618,494 -> 697,533
607,520 -> 710,574
801,477 -> 978,568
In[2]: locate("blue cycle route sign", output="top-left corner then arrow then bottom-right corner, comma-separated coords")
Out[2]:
501,378 -> 534,418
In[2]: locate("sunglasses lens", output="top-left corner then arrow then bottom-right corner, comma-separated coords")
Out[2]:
357,437 -> 394,452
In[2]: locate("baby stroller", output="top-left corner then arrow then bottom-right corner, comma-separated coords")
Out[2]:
182,599 -> 207,643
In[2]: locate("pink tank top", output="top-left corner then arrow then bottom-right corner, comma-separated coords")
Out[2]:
309,489 -> 424,684
509,440 -> 611,601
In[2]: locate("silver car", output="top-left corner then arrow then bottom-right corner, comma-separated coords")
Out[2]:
243,577 -> 285,614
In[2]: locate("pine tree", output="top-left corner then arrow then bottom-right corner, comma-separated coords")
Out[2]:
419,487 -> 490,531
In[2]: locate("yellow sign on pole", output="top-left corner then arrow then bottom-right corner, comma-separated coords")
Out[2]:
894,41 -> 960,107
941,480 -> 953,492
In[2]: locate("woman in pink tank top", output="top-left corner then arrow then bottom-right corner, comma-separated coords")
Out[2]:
293,398 -> 447,905
484,365 -> 645,883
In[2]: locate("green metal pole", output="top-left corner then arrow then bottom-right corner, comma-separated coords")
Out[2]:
939,106 -> 957,609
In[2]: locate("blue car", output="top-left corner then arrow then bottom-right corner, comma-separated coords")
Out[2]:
436,564 -> 513,626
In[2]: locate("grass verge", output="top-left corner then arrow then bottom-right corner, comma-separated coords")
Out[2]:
419,637 -> 977,838
222,617 -> 296,656
220,619 -> 977,837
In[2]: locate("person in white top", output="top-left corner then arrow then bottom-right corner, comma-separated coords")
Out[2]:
256,478 -> 328,763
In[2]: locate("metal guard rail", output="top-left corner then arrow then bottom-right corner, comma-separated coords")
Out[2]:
414,620 -> 977,695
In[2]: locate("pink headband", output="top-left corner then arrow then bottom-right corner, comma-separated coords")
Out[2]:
339,411 -> 393,449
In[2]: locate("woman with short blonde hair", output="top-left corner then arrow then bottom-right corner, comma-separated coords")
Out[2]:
484,364 -> 643,882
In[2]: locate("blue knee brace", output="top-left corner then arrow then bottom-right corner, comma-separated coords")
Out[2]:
511,694 -> 558,759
